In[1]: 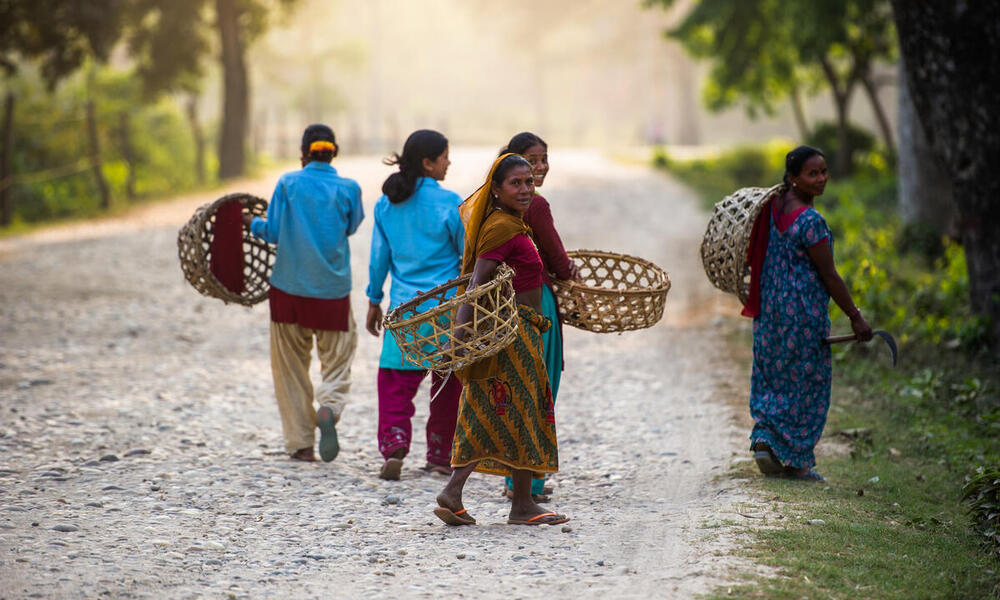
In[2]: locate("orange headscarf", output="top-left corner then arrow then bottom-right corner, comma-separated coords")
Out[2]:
459,153 -> 532,278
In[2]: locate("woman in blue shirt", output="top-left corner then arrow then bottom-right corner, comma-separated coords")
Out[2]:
365,130 -> 465,480
244,124 -> 363,464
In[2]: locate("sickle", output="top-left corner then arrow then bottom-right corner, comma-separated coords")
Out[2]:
824,329 -> 898,367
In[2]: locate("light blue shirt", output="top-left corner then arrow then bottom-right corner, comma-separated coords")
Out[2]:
250,162 -> 363,299
366,177 -> 464,308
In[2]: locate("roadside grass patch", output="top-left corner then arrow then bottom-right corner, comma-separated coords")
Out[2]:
713,354 -> 1000,599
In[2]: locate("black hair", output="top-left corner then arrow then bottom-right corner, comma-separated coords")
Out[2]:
499,131 -> 547,157
491,154 -> 532,191
301,123 -> 337,163
381,129 -> 449,204
783,145 -> 824,186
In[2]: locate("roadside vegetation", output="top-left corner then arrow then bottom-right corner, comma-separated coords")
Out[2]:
655,141 -> 1000,598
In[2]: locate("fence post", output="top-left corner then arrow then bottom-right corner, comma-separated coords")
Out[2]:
86,101 -> 111,210
118,111 -> 136,201
185,96 -> 206,185
1,93 -> 13,226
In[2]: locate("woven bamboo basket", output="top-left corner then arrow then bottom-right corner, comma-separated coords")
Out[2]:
552,250 -> 671,333
700,183 -> 784,305
177,193 -> 275,306
383,263 -> 518,372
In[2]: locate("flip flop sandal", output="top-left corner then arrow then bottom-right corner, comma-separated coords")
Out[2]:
379,457 -> 403,480
433,506 -> 476,526
316,406 -> 339,463
752,441 -> 783,476
507,512 -> 570,526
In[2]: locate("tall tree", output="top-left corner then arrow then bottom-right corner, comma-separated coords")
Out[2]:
126,0 -> 298,179
646,0 -> 896,174
0,0 -> 127,86
891,1 -> 1000,349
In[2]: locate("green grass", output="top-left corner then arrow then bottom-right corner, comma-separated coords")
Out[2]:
712,348 -> 1000,599
658,142 -> 1000,598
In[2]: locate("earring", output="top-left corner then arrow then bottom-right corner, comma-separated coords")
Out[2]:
792,182 -> 797,187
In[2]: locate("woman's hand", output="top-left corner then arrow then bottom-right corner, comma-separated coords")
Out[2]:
241,213 -> 254,228
366,303 -> 383,337
568,262 -> 581,281
850,312 -> 873,342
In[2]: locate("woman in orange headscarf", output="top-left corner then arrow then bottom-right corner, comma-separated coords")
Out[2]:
432,154 -> 569,527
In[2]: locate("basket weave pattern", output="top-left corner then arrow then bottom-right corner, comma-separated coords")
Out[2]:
384,263 -> 518,372
177,193 -> 275,306
700,184 -> 784,305
552,250 -> 671,333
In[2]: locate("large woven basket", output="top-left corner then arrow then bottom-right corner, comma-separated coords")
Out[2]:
552,250 -> 671,333
700,183 -> 784,305
177,193 -> 275,306
384,263 -> 518,372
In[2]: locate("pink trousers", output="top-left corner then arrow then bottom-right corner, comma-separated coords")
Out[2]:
377,368 -> 462,466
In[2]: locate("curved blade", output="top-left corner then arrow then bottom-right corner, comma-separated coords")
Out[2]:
873,330 -> 898,367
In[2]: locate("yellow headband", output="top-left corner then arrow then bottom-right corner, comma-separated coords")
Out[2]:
309,140 -> 336,153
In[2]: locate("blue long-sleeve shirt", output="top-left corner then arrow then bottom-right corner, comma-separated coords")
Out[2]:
251,162 -> 363,299
365,177 -> 464,308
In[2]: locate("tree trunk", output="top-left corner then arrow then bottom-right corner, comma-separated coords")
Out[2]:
185,95 -> 206,185
85,101 -> 111,210
1,93 -> 14,226
860,68 -> 896,154
819,56 -> 857,177
118,111 -> 136,201
892,0 -> 1000,349
216,0 -> 248,180
789,85 -> 809,140
897,63 -> 953,239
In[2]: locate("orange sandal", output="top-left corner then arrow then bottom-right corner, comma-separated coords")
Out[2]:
433,506 -> 476,526
507,512 -> 569,526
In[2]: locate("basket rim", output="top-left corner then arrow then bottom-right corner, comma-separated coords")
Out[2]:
178,192 -> 271,306
384,263 -> 515,331
552,249 -> 671,296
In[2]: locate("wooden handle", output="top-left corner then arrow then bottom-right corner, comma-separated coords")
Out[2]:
825,333 -> 857,344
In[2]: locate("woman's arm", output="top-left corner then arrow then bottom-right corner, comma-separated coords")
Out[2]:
365,210 -> 391,337
528,200 -> 578,280
806,239 -> 873,341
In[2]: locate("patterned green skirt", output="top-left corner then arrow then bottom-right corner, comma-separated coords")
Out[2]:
451,306 -> 558,477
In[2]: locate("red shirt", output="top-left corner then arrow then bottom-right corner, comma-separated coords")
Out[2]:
269,286 -> 351,331
522,194 -> 574,285
479,234 -> 545,293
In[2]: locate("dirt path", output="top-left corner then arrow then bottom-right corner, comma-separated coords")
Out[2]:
0,148 -> 754,599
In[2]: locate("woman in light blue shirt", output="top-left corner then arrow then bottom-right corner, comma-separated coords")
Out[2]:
365,130 -> 465,480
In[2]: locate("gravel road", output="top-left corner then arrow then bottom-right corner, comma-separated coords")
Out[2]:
0,148 -> 755,599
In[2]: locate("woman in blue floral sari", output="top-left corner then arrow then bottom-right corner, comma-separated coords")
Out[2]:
743,146 -> 872,481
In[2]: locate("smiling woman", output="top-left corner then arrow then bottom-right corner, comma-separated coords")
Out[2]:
746,145 -> 873,482
432,153 -> 570,528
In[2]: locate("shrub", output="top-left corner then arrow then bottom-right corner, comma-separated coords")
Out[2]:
963,467 -> 1000,559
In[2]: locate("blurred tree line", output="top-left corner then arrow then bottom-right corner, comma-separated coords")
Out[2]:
0,0 -> 298,227
648,0 -> 1000,351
